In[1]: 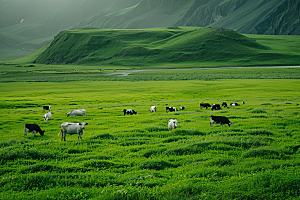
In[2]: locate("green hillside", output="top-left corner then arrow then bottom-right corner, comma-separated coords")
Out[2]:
33,27 -> 300,66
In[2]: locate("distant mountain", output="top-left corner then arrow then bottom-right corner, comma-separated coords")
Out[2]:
74,0 -> 300,35
1,0 -> 299,61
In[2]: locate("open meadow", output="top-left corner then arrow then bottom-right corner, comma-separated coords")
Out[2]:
0,66 -> 300,199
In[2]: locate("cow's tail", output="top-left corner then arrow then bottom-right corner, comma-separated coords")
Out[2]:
58,130 -> 62,137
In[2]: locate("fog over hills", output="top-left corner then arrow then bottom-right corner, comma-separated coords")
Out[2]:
0,0 -> 299,61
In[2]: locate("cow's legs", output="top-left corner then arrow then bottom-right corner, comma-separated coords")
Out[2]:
61,131 -> 66,141
24,128 -> 28,137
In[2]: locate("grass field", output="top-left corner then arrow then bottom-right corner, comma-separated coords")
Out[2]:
0,66 -> 300,199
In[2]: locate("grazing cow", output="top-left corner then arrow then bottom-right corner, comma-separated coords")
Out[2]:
58,122 -> 88,141
123,109 -> 138,116
230,103 -> 239,107
211,104 -> 221,111
44,112 -> 52,121
168,119 -> 178,131
200,103 -> 211,109
221,102 -> 228,108
166,107 -> 178,113
210,116 -> 233,127
43,105 -> 51,111
66,109 -> 86,118
24,124 -> 45,137
242,101 -> 245,105
180,106 -> 185,110
149,106 -> 157,113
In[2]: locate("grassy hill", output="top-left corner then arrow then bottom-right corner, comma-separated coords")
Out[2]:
32,27 -> 300,66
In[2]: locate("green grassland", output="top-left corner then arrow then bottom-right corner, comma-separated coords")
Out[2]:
0,67 -> 300,199
10,27 -> 299,67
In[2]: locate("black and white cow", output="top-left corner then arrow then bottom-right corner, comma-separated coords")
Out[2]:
200,103 -> 211,109
221,102 -> 228,108
180,106 -> 185,110
123,109 -> 138,116
44,112 -> 52,121
210,116 -> 233,127
230,103 -> 239,107
211,104 -> 221,111
24,124 -> 45,137
66,109 -> 86,118
166,107 -> 178,113
43,105 -> 51,111
58,122 -> 88,141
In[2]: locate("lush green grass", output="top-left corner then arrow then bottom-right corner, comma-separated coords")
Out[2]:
0,68 -> 300,199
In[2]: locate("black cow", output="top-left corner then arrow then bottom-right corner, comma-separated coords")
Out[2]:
43,105 -> 51,111
210,116 -> 233,127
200,103 -> 211,109
221,102 -> 228,108
123,109 -> 138,116
24,124 -> 45,137
166,107 -> 178,113
211,104 -> 221,111
180,106 -> 185,110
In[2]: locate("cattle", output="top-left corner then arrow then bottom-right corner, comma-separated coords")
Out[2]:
230,103 -> 239,107
211,104 -> 221,111
180,106 -> 185,110
123,109 -> 138,116
44,112 -> 52,121
210,116 -> 233,127
58,122 -> 88,141
242,101 -> 245,105
66,109 -> 86,118
24,124 -> 45,137
200,103 -> 211,109
168,119 -> 178,131
221,102 -> 228,108
166,107 -> 178,113
43,105 -> 51,111
149,106 -> 157,113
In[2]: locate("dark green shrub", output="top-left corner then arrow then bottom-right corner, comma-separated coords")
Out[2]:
242,146 -> 280,158
91,133 -> 117,140
146,126 -> 168,132
251,109 -> 267,113
140,160 -> 174,170
83,159 -> 128,169
174,129 -> 206,136
247,129 -> 273,136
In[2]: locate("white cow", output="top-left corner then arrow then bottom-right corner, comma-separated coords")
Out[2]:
149,106 -> 157,113
66,109 -> 86,118
58,122 -> 88,141
44,112 -> 52,121
168,119 -> 178,131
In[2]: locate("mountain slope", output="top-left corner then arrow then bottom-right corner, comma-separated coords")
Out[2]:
74,0 -> 300,35
33,27 -> 273,66
0,0 -> 140,61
